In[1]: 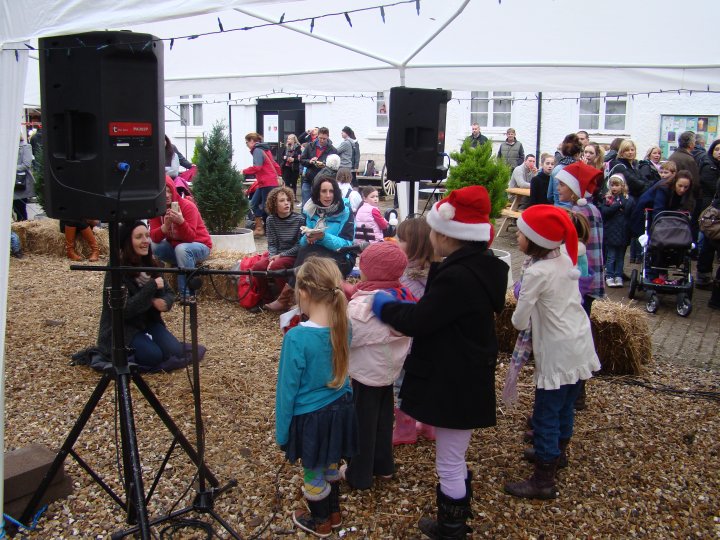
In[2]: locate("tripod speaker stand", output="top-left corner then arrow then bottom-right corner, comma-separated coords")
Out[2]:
19,223 -> 228,539
113,276 -> 241,539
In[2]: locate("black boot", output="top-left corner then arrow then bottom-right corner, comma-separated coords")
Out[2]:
504,460 -> 559,500
523,438 -> 570,469
293,495 -> 332,538
418,484 -> 473,539
328,481 -> 342,529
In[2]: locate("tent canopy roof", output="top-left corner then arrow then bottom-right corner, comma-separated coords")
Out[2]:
4,0 -> 720,96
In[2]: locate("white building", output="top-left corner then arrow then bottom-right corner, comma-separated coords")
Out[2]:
165,89 -> 720,172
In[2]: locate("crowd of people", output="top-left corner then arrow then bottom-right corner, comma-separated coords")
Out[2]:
9,120 -> 720,538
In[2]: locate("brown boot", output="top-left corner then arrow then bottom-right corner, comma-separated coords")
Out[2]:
253,217 -> 264,236
265,284 -> 295,312
80,226 -> 100,262
504,459 -> 559,500
64,226 -> 83,261
523,438 -> 570,469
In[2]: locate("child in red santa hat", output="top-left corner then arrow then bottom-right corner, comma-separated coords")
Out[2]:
504,204 -> 600,500
372,185 -> 509,538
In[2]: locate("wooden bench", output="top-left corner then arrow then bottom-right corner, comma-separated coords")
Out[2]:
496,187 -> 530,236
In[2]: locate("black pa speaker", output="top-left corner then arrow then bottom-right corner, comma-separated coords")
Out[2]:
385,87 -> 452,182
39,31 -> 166,221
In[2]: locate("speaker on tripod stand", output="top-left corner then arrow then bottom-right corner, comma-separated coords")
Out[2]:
22,31 -> 239,540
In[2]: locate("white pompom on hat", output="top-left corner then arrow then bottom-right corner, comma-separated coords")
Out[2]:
517,204 -> 579,265
555,161 -> 602,206
426,185 -> 493,244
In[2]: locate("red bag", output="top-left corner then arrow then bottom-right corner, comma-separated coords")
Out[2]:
237,252 -> 268,309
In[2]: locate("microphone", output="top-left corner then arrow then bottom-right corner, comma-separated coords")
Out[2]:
337,242 -> 369,255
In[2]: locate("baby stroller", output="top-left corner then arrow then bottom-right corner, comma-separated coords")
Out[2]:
628,210 -> 694,316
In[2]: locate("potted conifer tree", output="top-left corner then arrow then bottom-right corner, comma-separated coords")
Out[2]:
444,139 -> 513,285
192,121 -> 254,252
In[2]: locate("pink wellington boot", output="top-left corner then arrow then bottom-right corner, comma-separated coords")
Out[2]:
416,422 -> 436,441
392,408 -> 417,446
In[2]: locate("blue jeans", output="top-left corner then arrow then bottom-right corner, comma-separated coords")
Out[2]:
129,321 -> 184,368
10,231 -> 21,255
301,181 -> 312,208
532,381 -> 583,462
251,186 -> 275,219
151,240 -> 210,296
605,244 -> 626,279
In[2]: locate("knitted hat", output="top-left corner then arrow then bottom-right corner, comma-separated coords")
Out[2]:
608,172 -> 626,184
555,161 -> 602,206
359,241 -> 408,282
325,154 -> 341,171
426,185 -> 493,243
517,204 -> 579,265
118,220 -> 148,249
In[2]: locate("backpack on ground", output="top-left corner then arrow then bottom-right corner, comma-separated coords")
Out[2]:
236,252 -> 268,309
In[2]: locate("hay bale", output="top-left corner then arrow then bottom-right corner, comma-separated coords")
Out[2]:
494,292 -> 652,376
590,300 -> 652,375
11,219 -> 109,259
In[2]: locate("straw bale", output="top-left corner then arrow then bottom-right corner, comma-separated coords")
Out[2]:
494,289 -> 519,354
11,219 -> 109,259
494,291 -> 652,376
590,299 -> 652,375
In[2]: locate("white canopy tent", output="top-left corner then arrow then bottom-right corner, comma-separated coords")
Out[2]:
1,0 -> 719,522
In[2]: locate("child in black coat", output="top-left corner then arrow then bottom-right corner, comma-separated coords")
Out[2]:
601,173 -> 634,288
372,186 -> 509,539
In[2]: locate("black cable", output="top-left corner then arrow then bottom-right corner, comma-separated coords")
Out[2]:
158,518 -> 214,539
599,374 -> 720,403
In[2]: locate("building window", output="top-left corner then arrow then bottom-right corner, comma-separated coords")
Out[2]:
179,94 -> 203,127
376,92 -> 388,128
579,92 -> 627,131
471,91 -> 512,127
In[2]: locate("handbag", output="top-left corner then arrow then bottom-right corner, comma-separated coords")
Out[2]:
15,171 -> 27,191
699,202 -> 720,242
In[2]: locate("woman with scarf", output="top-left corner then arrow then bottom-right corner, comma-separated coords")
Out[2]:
268,175 -> 355,312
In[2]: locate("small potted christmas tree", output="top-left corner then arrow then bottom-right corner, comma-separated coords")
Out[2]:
444,139 -> 513,284
192,121 -> 253,252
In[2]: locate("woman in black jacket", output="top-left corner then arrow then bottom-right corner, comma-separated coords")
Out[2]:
281,133 -> 302,196
96,221 -> 185,370
609,140 -> 647,198
637,145 -> 663,188
696,140 -> 720,289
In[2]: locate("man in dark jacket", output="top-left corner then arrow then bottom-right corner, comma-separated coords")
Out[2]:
299,126 -> 337,206
463,123 -> 488,149
669,132 -> 700,191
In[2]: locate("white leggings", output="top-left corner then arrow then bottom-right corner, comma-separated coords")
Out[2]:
435,427 -> 473,499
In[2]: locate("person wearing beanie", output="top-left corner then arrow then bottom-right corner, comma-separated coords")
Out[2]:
337,126 -> 360,187
371,185 -> 509,538
503,205 -> 600,501
600,173 -> 635,288
340,242 -> 417,490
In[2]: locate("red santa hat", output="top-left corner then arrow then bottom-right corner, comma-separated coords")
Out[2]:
517,204 -> 579,265
554,161 -> 602,206
426,185 -> 493,244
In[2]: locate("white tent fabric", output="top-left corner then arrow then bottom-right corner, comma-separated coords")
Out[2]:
1,0 -> 719,526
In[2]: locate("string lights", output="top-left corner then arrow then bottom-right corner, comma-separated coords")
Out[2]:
168,88 -> 720,107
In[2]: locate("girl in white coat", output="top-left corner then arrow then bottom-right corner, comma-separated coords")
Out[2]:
504,205 -> 600,500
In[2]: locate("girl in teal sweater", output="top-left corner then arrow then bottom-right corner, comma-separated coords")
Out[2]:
275,256 -> 358,537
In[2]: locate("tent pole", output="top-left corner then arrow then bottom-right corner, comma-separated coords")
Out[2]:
535,92 -> 542,159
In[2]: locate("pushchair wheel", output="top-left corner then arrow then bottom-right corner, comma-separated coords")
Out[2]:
646,293 -> 659,314
676,294 -> 692,317
628,269 -> 639,300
